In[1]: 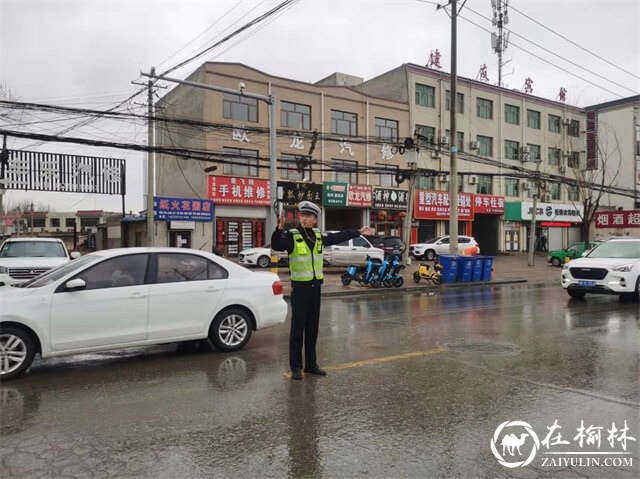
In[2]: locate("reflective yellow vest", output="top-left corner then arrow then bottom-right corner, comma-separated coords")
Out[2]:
288,228 -> 324,282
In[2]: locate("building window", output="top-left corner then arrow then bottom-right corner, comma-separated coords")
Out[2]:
65,218 -> 76,228
417,176 -> 436,190
505,140 -> 520,160
505,178 -> 520,197
415,83 -> 436,108
527,109 -> 541,129
280,154 -> 311,181
31,218 -> 45,228
505,104 -> 520,125
548,147 -> 561,166
280,101 -> 310,130
527,144 -> 541,162
568,119 -> 580,137
548,114 -> 561,133
477,135 -> 493,156
80,217 -> 99,229
375,117 -> 398,143
223,93 -> 258,122
445,130 -> 465,152
476,98 -> 493,119
223,147 -> 259,177
374,163 -> 398,187
330,159 -> 358,184
568,151 -> 580,169
477,175 -> 492,194
331,110 -> 357,136
568,185 -> 579,201
415,124 -> 436,148
550,182 -> 561,200
445,91 -> 464,113
50,218 -> 60,228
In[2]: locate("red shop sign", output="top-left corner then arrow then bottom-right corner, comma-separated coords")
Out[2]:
207,176 -> 270,206
473,194 -> 505,214
595,210 -> 640,228
347,184 -> 372,207
413,190 -> 473,220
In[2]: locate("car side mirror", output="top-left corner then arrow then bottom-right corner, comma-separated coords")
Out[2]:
65,278 -> 86,291
70,251 -> 81,259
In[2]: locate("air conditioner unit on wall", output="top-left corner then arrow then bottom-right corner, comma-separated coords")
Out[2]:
559,165 -> 567,173
543,193 -> 552,202
520,146 -> 530,154
469,140 -> 479,150
431,150 -> 440,158
439,136 -> 448,145
563,150 -> 572,157
468,175 -> 478,185
562,118 -> 571,126
439,174 -> 449,183
522,182 -> 530,190
521,153 -> 530,162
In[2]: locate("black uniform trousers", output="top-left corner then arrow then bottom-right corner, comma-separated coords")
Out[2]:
289,282 -> 322,371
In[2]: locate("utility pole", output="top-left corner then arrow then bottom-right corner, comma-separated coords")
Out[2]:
448,0 -> 459,254
527,159 -> 541,266
402,147 -> 418,266
146,67 -> 155,247
141,72 -> 279,236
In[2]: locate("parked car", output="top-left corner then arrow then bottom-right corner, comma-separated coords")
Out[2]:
561,237 -> 640,300
323,234 -> 385,266
409,235 -> 480,261
0,247 -> 288,380
363,235 -> 406,256
0,237 -> 81,287
238,245 -> 288,268
547,241 -> 601,267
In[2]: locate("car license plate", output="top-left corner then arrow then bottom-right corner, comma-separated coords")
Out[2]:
578,280 -> 596,287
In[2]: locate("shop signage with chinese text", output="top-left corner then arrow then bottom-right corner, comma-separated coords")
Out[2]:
347,184 -> 372,207
373,188 -> 409,209
278,181 -> 323,207
207,176 -> 270,206
154,196 -> 214,221
413,190 -> 473,220
521,202 -> 583,222
323,182 -> 348,207
595,210 -> 640,228
474,194 -> 505,214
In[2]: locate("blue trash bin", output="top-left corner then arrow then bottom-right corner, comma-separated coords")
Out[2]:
472,256 -> 484,281
438,255 -> 459,283
456,255 -> 474,282
482,256 -> 494,281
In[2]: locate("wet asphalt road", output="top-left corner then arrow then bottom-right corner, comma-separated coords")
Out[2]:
1,284 -> 639,479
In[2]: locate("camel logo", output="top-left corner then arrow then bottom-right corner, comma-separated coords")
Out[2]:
490,420 -> 540,468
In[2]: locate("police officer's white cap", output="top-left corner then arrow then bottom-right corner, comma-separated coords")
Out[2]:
298,201 -> 320,217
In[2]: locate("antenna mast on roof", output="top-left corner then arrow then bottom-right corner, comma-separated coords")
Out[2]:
491,0 -> 510,87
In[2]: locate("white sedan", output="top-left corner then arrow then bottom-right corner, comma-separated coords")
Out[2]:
238,245 -> 287,268
0,247 -> 288,380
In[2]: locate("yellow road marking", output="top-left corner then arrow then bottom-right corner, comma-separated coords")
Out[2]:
284,347 -> 446,377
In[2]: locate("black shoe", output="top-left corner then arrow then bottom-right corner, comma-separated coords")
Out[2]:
304,366 -> 327,376
291,369 -> 303,380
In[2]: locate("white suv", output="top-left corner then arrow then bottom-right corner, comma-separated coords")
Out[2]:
409,235 -> 480,261
323,235 -> 384,266
561,237 -> 640,300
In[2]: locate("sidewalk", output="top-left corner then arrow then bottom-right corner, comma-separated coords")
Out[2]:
268,253 -> 559,298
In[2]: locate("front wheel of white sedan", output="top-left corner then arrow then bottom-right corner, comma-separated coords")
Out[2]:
0,326 -> 36,381
209,308 -> 253,352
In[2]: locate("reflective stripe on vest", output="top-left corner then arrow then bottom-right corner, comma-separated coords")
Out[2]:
288,228 -> 324,281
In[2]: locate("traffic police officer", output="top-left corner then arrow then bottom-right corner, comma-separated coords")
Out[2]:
271,201 -> 374,380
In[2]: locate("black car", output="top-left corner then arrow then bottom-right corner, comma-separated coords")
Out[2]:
364,236 -> 406,256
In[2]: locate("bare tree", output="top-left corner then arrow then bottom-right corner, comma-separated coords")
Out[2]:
569,126 -> 622,245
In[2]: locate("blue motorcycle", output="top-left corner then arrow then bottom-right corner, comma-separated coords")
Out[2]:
341,255 -> 383,287
382,255 -> 405,288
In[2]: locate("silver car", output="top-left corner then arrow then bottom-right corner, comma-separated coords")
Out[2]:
323,235 -> 385,266
409,235 -> 480,261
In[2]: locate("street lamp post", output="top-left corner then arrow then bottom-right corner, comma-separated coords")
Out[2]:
527,159 -> 542,266
448,0 -> 459,254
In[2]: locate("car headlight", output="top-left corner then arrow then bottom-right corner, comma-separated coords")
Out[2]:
0,266 -> 7,274
244,252 -> 257,256
562,263 -> 570,270
612,264 -> 633,273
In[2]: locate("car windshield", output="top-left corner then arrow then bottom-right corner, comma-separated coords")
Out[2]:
425,236 -> 445,244
0,241 -> 67,258
585,241 -> 640,259
16,254 -> 99,288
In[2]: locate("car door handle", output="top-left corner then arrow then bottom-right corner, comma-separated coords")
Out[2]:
129,292 -> 147,299
205,287 -> 219,292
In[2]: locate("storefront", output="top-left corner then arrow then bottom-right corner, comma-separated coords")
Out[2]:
323,182 -> 370,231
278,180 -> 323,228
471,194 -> 505,256
207,176 -> 270,257
154,196 -> 215,250
594,209 -> 640,237
413,190 -> 474,244
371,187 -> 409,237
504,201 -> 583,252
